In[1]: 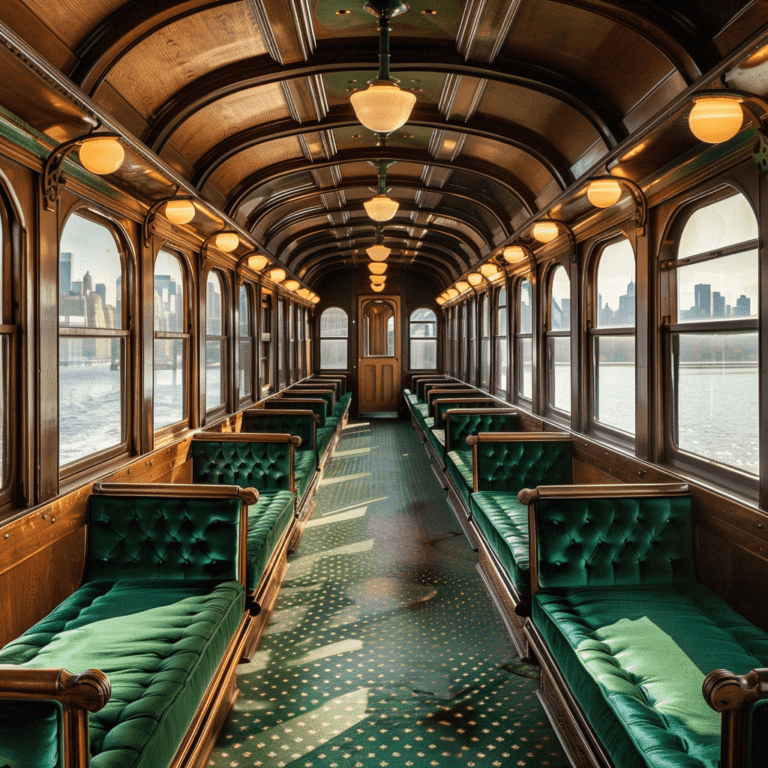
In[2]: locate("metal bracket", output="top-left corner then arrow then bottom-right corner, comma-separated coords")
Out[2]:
42,131 -> 119,211
589,175 -> 647,236
142,193 -> 192,248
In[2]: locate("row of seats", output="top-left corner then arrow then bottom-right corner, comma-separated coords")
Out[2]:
404,374 -> 768,768
0,375 -> 350,768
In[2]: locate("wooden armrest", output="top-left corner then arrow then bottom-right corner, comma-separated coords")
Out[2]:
466,430 -> 568,445
244,408 -> 319,422
518,482 -> 689,505
93,482 -> 260,505
0,667 -> 111,711
445,407 -> 517,423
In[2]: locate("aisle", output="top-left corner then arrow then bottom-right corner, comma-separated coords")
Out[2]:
209,419 -> 568,768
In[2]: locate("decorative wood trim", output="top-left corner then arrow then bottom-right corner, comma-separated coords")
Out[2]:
432,397 -> 498,422
92,481 -> 260,505
517,481 -> 690,504
192,431 -> 302,447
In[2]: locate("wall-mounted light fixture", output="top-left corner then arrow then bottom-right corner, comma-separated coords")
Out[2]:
43,132 -> 124,210
466,272 -> 484,287
436,296 -> 446,306
530,220 -> 576,262
687,89 -> 768,144
479,262 -> 501,280
248,254 -> 269,271
585,175 -> 647,235
284,279 -> 300,291
455,280 -> 470,293
350,0 -> 416,136
268,267 -> 286,283
143,195 -> 196,247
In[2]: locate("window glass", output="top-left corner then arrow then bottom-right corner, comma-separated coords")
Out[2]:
260,292 -> 272,390
550,267 -> 571,331
205,271 -> 224,409
320,307 -> 348,369
238,285 -> 253,398
596,239 -> 635,328
410,308 -> 437,370
548,266 -> 571,414
154,250 -> 186,429
678,194 -> 757,258
519,280 -> 532,333
495,287 -> 507,394
59,213 -> 124,466
516,279 -> 532,401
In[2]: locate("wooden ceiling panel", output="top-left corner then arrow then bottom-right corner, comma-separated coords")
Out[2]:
170,83 -> 290,165
18,0 -> 126,49
504,2 -> 677,116
332,125 -> 431,154
104,2 -> 267,119
323,70 -> 444,109
208,136 -> 304,195
475,82 -> 603,165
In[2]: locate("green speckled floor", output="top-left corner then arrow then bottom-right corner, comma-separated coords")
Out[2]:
209,419 -> 568,768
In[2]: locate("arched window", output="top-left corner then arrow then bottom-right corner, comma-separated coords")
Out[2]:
410,308 -> 437,370
479,293 -> 491,389
467,297 -> 477,384
260,290 -> 273,393
668,191 -> 758,476
547,266 -> 571,415
494,286 -> 508,396
516,278 -> 533,403
320,307 -> 348,369
154,249 -> 187,430
591,237 -> 635,435
277,296 -> 286,388
205,270 -> 226,412
0,195 -> 16,499
238,283 -> 255,403
59,212 -> 127,469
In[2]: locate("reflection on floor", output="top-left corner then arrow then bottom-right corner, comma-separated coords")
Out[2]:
209,419 -> 569,767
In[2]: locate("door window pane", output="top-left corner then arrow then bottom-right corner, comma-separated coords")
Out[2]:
409,308 -> 436,370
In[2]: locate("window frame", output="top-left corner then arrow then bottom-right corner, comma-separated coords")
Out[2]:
587,234 -> 637,445
514,275 -> 533,408
260,288 -> 273,396
545,262 -> 571,420
319,306 -> 349,371
203,267 -> 229,419
409,307 -> 438,371
153,246 -> 190,436
494,282 -> 508,398
236,280 -> 257,407
660,186 -> 760,492
479,290 -> 491,390
58,207 -> 132,478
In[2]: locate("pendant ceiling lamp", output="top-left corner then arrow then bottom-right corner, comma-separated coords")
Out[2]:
350,1 -> 416,136
367,226 -> 391,261
370,275 -> 386,286
364,160 -> 399,221
369,262 -> 387,275
371,283 -> 385,293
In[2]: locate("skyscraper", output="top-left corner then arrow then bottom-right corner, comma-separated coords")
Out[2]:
694,283 -> 711,318
712,291 -> 725,318
735,294 -> 751,317
59,251 -> 72,296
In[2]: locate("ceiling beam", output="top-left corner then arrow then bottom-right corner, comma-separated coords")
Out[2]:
192,104 -> 573,188
145,40 -> 625,151
224,148 -> 537,219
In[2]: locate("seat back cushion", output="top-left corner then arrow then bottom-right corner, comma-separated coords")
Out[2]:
265,398 -> 328,426
282,389 -> 334,409
535,494 -> 695,589
476,438 -> 571,493
434,398 -> 497,423
0,700 -> 63,768
447,412 -> 520,453
242,410 -> 314,448
86,494 -> 242,582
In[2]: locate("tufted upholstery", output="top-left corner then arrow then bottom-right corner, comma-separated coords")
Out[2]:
192,439 -> 292,493
317,426 -> 335,458
426,427 -> 445,455
0,699 -> 63,768
265,398 -> 328,427
333,391 -> 352,418
246,491 -> 295,592
241,411 -> 315,451
446,449 -> 474,504
294,450 -> 316,501
447,412 -> 520,453
535,495 -> 695,589
476,439 -> 571,493
282,389 -> 335,410
0,579 -> 243,768
86,495 -> 242,582
470,492 -> 530,600
533,583 -> 768,768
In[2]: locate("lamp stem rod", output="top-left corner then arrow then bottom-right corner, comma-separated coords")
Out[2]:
378,15 -> 391,81
377,160 -> 387,194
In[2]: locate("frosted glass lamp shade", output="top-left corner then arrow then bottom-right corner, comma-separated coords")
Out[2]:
467,272 -> 484,286
215,232 -> 239,252
165,199 -> 196,224
689,98 -> 744,143
479,263 -> 499,278
311,295 -> 321,304
79,138 -> 125,175
268,267 -> 286,283
248,254 -> 269,271
533,222 -> 559,243
284,280 -> 300,291
436,296 -> 446,305
587,179 -> 622,208
371,284 -> 385,293
370,275 -> 386,286
455,281 -> 470,293
350,81 -> 416,134
367,244 -> 391,261
368,262 -> 388,275
364,194 -> 399,221
503,246 -> 526,263
445,288 -> 459,299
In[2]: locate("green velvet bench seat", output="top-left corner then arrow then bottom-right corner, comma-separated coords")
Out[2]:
191,433 -> 301,652
519,482 -> 768,768
293,382 -> 352,423
0,482 -> 252,768
264,398 -> 336,462
242,407 -> 321,472
423,397 -> 501,460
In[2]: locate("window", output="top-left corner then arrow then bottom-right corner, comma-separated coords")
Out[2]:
591,238 -> 635,435
59,212 -> 127,469
277,297 -> 285,389
458,303 -> 467,379
288,300 -> 296,383
320,307 -> 348,369
516,278 -> 533,402
467,297 -> 476,384
260,290 -> 272,392
205,270 -> 226,412
479,293 -> 491,389
296,304 -> 304,379
667,192 -> 758,476
410,308 -> 437,370
547,266 -> 571,415
238,283 -> 255,402
0,197 -> 15,497
495,286 -> 508,396
304,308 -> 311,378
154,249 -> 187,430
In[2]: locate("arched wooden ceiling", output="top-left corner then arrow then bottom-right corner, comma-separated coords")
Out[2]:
1,0 -> 767,291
